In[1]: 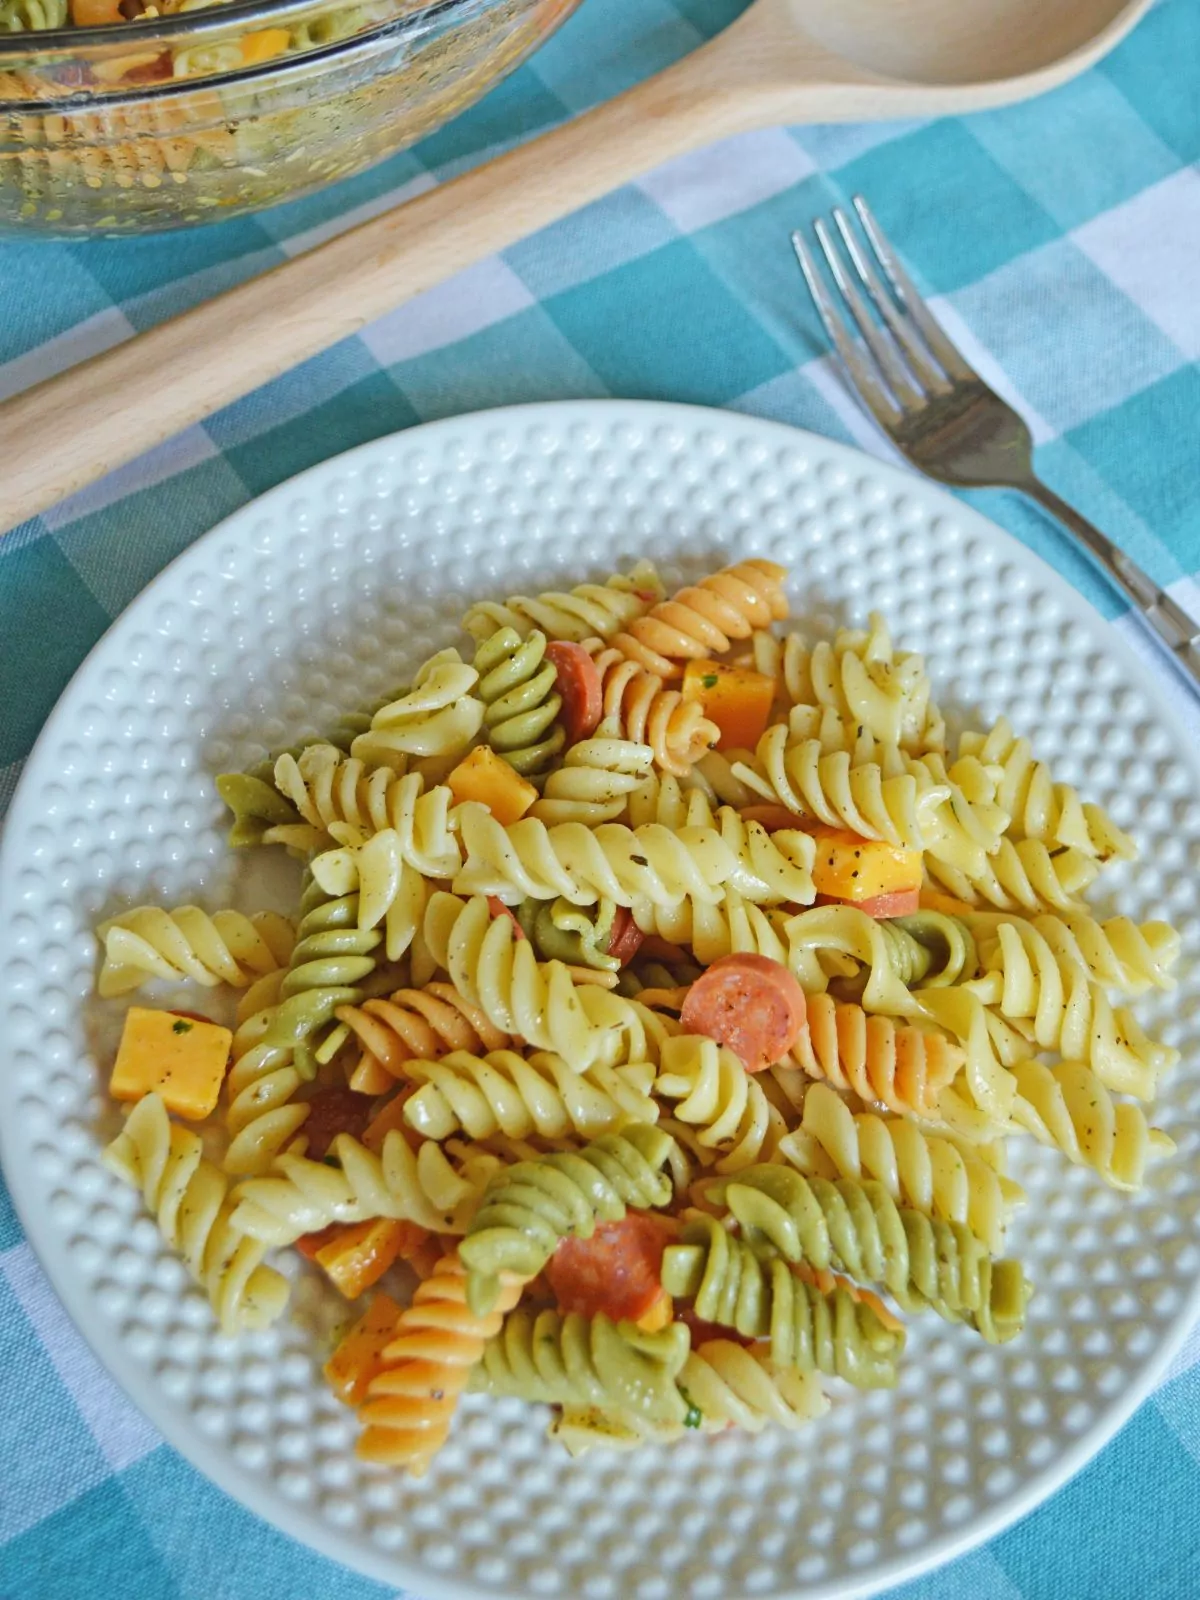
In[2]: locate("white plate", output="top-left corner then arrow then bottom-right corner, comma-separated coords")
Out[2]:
2,401 -> 1198,1600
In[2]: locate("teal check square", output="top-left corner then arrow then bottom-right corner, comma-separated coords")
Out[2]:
0,538 -> 111,768
542,237 -> 793,404
835,122 -> 1061,295
1066,365 -> 1200,559
1102,0 -> 1200,165
0,1475 -> 176,1599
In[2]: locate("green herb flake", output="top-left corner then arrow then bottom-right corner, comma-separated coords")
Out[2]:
171,1018 -> 194,1034
679,1386 -> 703,1429
701,674 -> 719,691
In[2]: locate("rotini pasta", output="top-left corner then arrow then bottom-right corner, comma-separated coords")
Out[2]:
94,559 -> 1180,1467
103,1094 -> 289,1335
454,803 -> 736,910
474,626 -> 565,779
785,991 -> 964,1117
925,838 -> 1099,915
529,734 -> 654,824
274,745 -> 462,872
471,1308 -> 690,1422
711,1165 -> 1030,1343
1,0 -> 68,29
958,717 -> 1136,862
737,723 -> 940,850
609,560 -> 789,679
588,646 -> 720,777
96,906 -> 294,997
654,1034 -> 783,1172
634,888 -> 792,968
419,892 -> 617,1067
661,1212 -> 905,1387
357,1249 -> 526,1474
962,917 -> 1177,1099
350,649 -> 484,767
1010,1059 -> 1175,1190
459,1125 -> 677,1313
336,980 -> 510,1083
781,1083 -> 1021,1251
401,1048 -> 660,1143
229,1129 -> 501,1245
223,881 -> 380,1175
462,562 -> 664,645
747,611 -> 945,754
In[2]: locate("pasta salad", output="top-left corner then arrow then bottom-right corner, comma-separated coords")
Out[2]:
95,556 -> 1181,1469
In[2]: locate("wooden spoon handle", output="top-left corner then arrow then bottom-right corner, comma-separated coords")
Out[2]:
0,32 -> 770,536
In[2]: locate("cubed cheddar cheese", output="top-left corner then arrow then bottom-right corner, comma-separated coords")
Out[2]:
109,1007 -> 231,1121
810,827 -> 922,902
447,744 -> 538,825
314,1218 -> 412,1299
682,659 -> 775,751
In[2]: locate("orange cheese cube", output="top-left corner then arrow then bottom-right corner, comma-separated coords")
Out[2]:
315,1217 -> 409,1299
810,828 -> 922,902
682,659 -> 775,751
323,1291 -> 403,1406
447,744 -> 538,825
109,1007 -> 231,1121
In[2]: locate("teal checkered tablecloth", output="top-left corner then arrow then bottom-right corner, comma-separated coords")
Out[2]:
3,0 -> 1200,1594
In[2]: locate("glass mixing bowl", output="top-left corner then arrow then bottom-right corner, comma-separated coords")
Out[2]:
0,0 -> 581,235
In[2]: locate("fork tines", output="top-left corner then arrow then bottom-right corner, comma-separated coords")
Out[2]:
792,196 -> 976,423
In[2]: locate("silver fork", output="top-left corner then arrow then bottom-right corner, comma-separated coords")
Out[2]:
792,196 -> 1200,699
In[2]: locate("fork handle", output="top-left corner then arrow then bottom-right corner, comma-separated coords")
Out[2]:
1023,480 -> 1200,698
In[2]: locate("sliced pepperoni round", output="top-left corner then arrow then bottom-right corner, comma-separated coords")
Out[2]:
546,1213 -> 674,1323
816,887 -> 920,918
545,640 -> 602,744
486,896 -> 527,937
301,1087 -> 375,1160
680,952 -> 806,1073
606,906 -> 645,966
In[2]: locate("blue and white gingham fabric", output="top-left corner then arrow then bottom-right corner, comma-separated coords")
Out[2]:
2,0 -> 1200,1593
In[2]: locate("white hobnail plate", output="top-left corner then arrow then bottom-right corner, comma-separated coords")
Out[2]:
1,401 -> 1197,1600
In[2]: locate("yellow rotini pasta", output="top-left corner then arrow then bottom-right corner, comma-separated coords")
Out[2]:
96,906 -> 294,997
961,917 -> 1177,1099
747,611 -> 945,754
1010,1060 -> 1175,1190
925,836 -> 1100,914
103,1094 -> 289,1335
229,1129 -> 500,1245
401,1049 -> 660,1143
462,562 -> 664,645
958,717 -> 1136,862
350,649 -> 484,767
274,747 -> 462,872
529,734 -> 654,825
419,891 -> 617,1067
653,1034 -> 784,1172
781,1082 -> 1022,1251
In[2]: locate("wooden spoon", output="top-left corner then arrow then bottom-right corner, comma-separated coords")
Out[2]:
0,0 -> 1149,535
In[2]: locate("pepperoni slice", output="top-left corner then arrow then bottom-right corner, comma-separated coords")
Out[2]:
486,896 -> 526,937
680,953 -> 806,1073
545,1213 -> 674,1323
301,1087 -> 375,1160
816,887 -> 920,918
545,641 -> 602,744
607,907 -> 644,966
678,1308 -> 753,1349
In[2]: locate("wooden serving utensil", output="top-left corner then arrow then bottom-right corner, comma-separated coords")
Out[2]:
0,0 -> 1149,535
